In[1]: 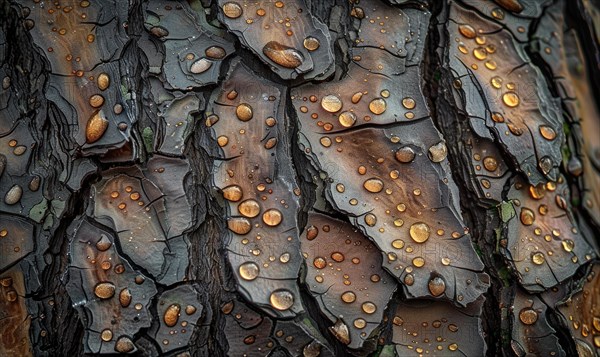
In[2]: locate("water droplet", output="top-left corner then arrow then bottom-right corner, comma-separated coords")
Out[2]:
562,239 -> 574,252
520,208 -> 535,226
409,222 -> 431,243
97,73 -> 110,91
264,137 -> 277,149
94,282 -> 116,299
483,157 -> 498,172
364,213 -> 377,227
473,47 -> 487,60
428,276 -> 446,297
270,289 -> 294,311
402,97 -> 416,110
222,185 -> 243,202
163,304 -> 181,327
306,225 -> 319,240
539,125 -> 556,140
238,199 -> 260,218
303,36 -> 320,51
338,111 -> 357,127
369,98 -> 387,115
328,320 -> 351,345
341,291 -> 356,303
395,146 -> 416,163
262,209 -> 283,226
491,76 -> 503,89
227,217 -> 252,235
86,110 -> 109,144
205,46 -> 226,59
519,308 -> 538,325
428,142 -> 447,162
150,26 -> 169,38
190,58 -> 212,74
351,92 -> 363,104
502,92 -> 520,107
363,178 -> 384,193
263,41 -> 304,68
4,185 -> 22,205
101,329 -> 113,342
538,156 -> 553,175
222,2 -> 243,18
115,336 -> 135,353
236,103 -> 253,121
495,0 -> 524,13
321,95 -> 343,113
239,262 -> 260,281
89,94 -> 104,108
331,252 -> 345,262
362,302 -> 377,314
458,24 -> 476,38
531,252 -> 545,265
119,288 -> 131,307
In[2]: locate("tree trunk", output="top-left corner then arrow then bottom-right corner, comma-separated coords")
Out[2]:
1,0 -> 599,356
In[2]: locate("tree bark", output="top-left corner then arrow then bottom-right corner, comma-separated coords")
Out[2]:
0,0 -> 599,356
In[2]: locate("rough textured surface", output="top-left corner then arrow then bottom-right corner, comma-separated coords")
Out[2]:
0,0 -> 599,356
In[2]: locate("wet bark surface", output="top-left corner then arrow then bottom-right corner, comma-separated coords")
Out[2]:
0,0 -> 599,356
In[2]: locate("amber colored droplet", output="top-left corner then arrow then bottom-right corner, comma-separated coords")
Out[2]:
329,320 -> 351,345
428,142 -> 447,162
539,125 -> 556,140
338,111 -> 357,127
262,209 -> 283,226
562,239 -> 574,252
4,185 -> 23,205
86,110 -> 109,144
185,305 -> 197,315
359,302 -> 375,314
303,36 -> 320,51
236,103 -> 253,121
222,2 -> 243,18
306,226 -> 319,240
341,291 -> 356,303
162,303 -> 181,327
409,222 -> 431,243
395,146 -> 415,163
364,213 -> 377,227
227,90 -> 238,100
119,288 -> 132,307
239,261 -> 259,281
205,46 -> 226,59
473,47 -> 487,60
227,217 -> 252,235
448,343 -> 459,351
363,178 -> 384,193
29,175 -> 41,192
264,137 -> 277,149
351,92 -> 363,104
519,308 -> 538,325
238,199 -> 260,218
458,24 -> 477,38
321,95 -> 343,113
115,336 -> 135,353
494,0 -> 524,13
217,136 -> 229,147
402,97 -> 416,110
483,157 -> 498,172
492,112 -> 504,123
369,98 -> 387,115
313,257 -> 326,269
491,76 -> 503,89
502,92 -> 520,107
190,58 -> 212,74
94,282 -> 116,299
520,207 -> 535,226
97,73 -> 110,91
262,41 -> 304,69
101,329 -> 113,342
331,252 -> 345,262
89,94 -> 104,108
413,257 -> 425,267
270,289 -> 294,311
353,318 -> 366,329
222,185 -> 243,202
428,276 -> 446,297
531,252 -> 545,265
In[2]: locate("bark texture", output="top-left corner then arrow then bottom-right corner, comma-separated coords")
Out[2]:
0,0 -> 599,356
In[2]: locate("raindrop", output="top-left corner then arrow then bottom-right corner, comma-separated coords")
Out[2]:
321,95 -> 343,113
222,185 -> 243,202
238,199 -> 261,218
303,37 -> 320,51
190,58 -> 212,74
4,185 -> 22,205
428,142 -> 448,162
262,209 -> 283,226
236,103 -> 253,121
239,262 -> 260,281
369,98 -> 387,115
263,41 -> 304,68
270,289 -> 294,311
94,282 -> 116,299
428,276 -> 446,297
363,178 -> 384,193
409,222 -> 431,243
395,146 -> 416,163
222,2 -> 243,18
86,110 -> 109,143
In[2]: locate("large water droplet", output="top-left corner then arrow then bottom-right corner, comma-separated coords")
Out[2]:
428,142 -> 447,162
363,178 -> 384,193
222,2 -> 243,18
409,222 -> 430,243
263,41 -> 304,69
458,24 -> 476,38
395,146 -> 415,163
328,320 -> 351,345
520,207 -> 535,226
338,111 -> 357,127
238,199 -> 260,218
222,185 -> 243,202
190,58 -> 212,74
4,185 -> 22,205
94,282 -> 116,299
239,262 -> 259,281
519,308 -> 538,325
262,209 -> 283,226
270,289 -> 294,311
369,98 -> 387,115
119,288 -> 132,307
163,304 -> 181,327
97,73 -> 110,91
236,103 -> 253,121
341,291 -> 356,303
321,95 -> 343,113
428,276 -> 446,297
86,110 -> 109,143
227,217 -> 252,235
303,37 -> 320,51
502,92 -> 520,107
